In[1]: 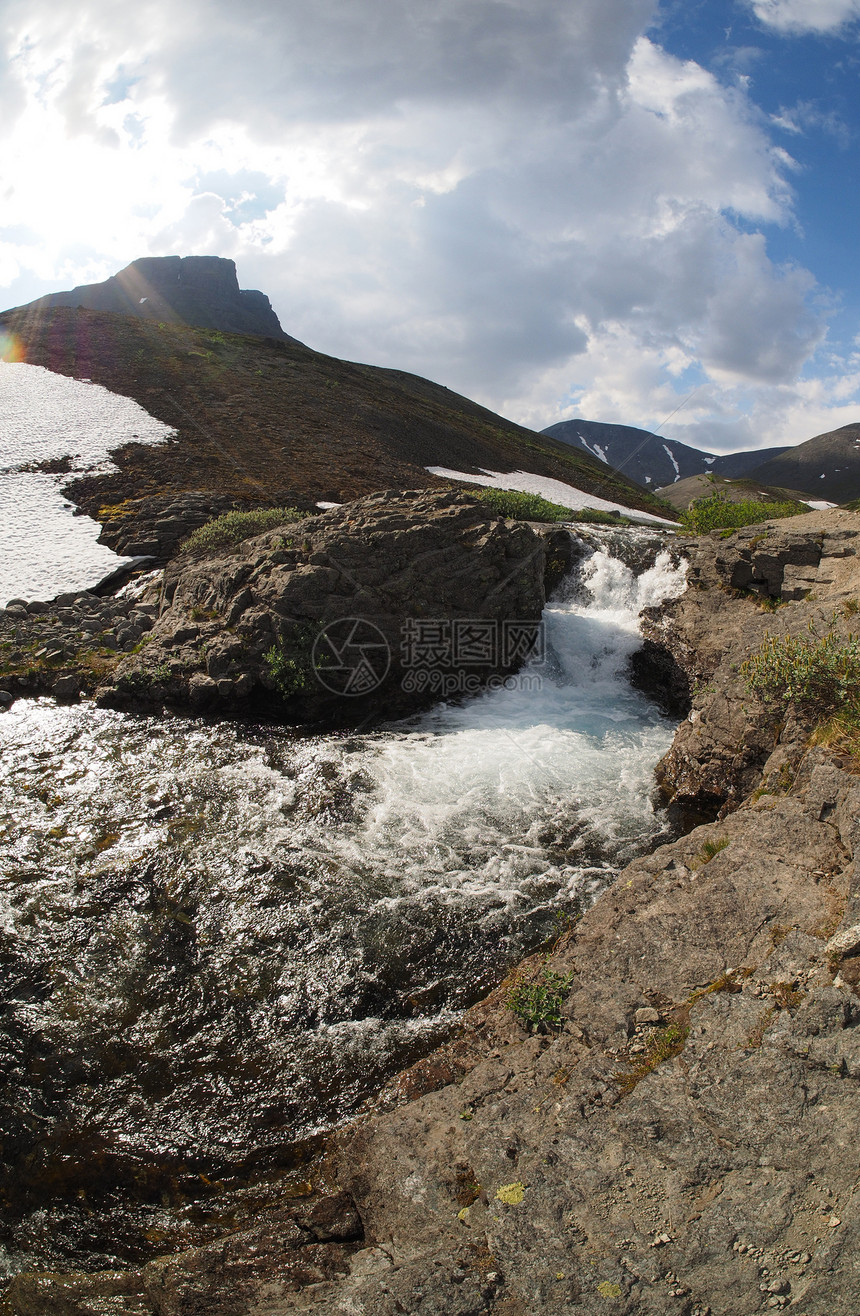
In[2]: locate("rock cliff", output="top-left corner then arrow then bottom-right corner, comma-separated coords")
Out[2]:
7,256 -> 301,343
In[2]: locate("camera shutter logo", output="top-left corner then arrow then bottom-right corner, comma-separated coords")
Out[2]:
312,618 -> 391,695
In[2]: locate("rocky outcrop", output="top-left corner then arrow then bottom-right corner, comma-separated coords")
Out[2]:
0,583 -> 159,704
632,510 -> 860,824
7,256 -> 303,343
95,490 -> 548,722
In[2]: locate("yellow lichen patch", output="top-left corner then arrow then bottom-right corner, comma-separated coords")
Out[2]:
597,1281 -> 623,1299
495,1182 -> 526,1205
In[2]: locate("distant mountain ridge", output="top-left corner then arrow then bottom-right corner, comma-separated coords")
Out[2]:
747,423 -> 860,503
8,256 -> 302,344
541,419 -> 790,489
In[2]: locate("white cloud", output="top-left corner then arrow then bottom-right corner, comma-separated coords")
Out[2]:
0,0 -> 852,454
747,0 -> 860,33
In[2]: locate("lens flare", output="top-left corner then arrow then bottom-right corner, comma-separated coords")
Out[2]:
0,331 -> 24,362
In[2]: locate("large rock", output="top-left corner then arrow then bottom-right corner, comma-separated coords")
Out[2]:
96,490 -> 548,722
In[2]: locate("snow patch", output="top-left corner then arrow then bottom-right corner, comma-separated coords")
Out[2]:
576,432 -> 609,465
425,466 -> 678,525
807,501 -> 837,510
704,457 -> 715,466
662,443 -> 680,480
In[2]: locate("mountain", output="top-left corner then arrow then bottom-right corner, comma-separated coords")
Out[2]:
7,255 -> 302,343
541,418 -> 789,488
0,302 -> 671,521
745,423 -> 860,503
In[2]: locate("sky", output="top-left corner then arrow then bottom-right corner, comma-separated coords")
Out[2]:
0,0 -> 859,455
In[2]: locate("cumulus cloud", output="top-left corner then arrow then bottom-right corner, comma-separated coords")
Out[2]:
0,0 -> 853,451
746,0 -> 860,33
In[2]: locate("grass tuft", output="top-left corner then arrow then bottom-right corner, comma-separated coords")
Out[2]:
615,1023 -> 689,1096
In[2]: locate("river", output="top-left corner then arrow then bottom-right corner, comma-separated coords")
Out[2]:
0,535 -> 685,1272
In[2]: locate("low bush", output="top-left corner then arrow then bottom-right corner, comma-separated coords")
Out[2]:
742,627 -> 860,717
264,624 -> 321,699
680,490 -> 807,534
182,507 -> 303,553
477,488 -> 572,521
477,488 -> 632,525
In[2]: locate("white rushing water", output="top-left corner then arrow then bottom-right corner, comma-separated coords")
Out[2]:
0,535 -> 686,1268
0,362 -> 173,605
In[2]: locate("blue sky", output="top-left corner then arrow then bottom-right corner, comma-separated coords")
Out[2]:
0,0 -> 858,454
656,0 -> 860,347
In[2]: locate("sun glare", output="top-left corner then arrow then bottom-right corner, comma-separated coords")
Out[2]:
0,333 -> 25,363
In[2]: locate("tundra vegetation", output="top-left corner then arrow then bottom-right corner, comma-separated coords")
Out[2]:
680,489 -> 808,534
181,506 -> 303,553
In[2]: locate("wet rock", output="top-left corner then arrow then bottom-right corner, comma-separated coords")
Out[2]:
52,675 -> 80,699
97,490 -> 547,723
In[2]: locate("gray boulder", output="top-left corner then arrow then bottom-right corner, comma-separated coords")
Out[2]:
97,490 -> 548,722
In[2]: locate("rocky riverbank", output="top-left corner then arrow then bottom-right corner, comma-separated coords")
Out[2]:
0,490 -> 552,716
4,509 -> 860,1315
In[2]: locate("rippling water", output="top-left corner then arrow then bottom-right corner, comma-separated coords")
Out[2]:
0,363 -> 172,605
0,540 -> 685,1271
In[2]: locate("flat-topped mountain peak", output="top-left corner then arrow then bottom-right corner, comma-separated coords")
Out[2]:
7,255 -> 301,344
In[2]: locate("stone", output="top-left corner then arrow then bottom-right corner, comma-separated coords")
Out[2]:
634,1007 -> 662,1025
825,923 -> 860,960
188,673 -> 218,705
52,675 -> 80,698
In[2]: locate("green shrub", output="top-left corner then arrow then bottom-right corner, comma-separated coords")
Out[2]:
507,967 -> 573,1033
478,488 -> 572,521
264,624 -> 321,698
182,507 -> 304,554
742,628 -> 860,716
477,488 -> 633,525
680,490 -> 807,534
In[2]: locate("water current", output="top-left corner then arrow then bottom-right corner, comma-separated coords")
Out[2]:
0,536 -> 686,1272
0,362 -> 172,606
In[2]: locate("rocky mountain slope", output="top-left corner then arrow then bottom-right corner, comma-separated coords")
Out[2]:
541,419 -> 789,489
748,423 -> 860,504
7,509 -> 860,1315
0,306 -> 670,535
6,256 -> 300,343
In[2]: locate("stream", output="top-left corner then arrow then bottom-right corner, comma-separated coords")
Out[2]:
0,535 -> 685,1273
